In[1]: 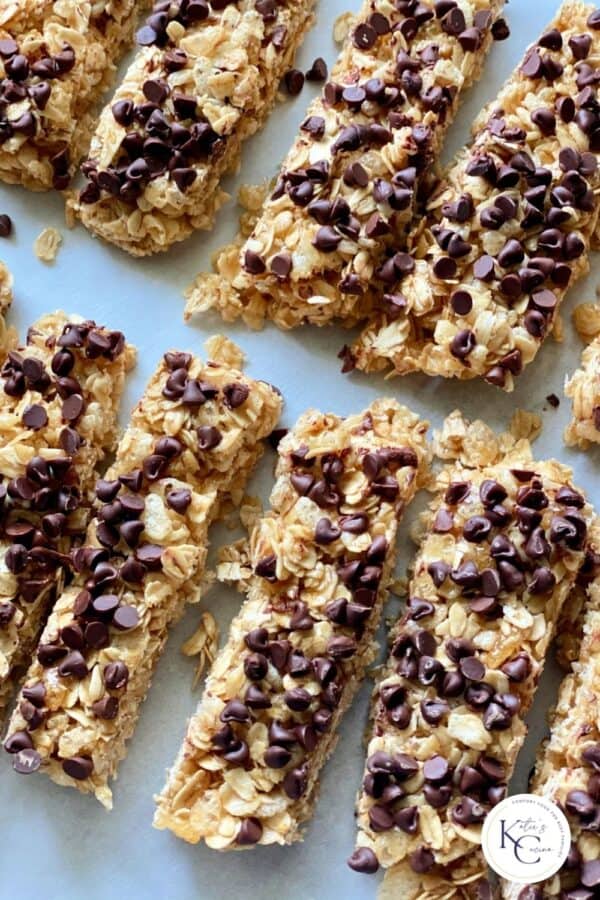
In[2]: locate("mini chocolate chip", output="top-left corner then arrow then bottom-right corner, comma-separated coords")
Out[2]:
0,214 -> 12,237
236,818 -> 262,845
450,329 -> 476,360
104,661 -> 129,690
410,846 -> 435,874
13,748 -> 42,774
347,847 -> 379,874
22,404 -> 48,431
62,755 -> 93,780
112,605 -> 140,631
284,68 -> 304,95
306,57 -> 327,82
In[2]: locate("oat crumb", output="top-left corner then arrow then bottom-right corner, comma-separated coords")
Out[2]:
34,227 -> 62,263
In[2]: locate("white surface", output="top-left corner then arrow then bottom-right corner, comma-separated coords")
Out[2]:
0,1 -> 598,898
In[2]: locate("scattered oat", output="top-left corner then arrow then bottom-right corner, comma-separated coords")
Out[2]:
204,335 -> 244,369
34,227 -> 62,263
182,612 -> 219,689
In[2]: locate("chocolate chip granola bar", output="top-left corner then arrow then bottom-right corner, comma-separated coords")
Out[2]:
3,340 -> 282,807
351,1 -> 600,391
501,521 -> 600,900
72,0 -> 316,255
564,334 -> 600,448
348,413 -> 594,900
0,313 -> 135,721
185,0 -> 508,329
154,399 -> 430,847
0,0 -> 145,191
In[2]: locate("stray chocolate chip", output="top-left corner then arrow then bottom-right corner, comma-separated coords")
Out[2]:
306,57 -> 327,82
0,214 -> 12,237
347,847 -> 379,873
284,68 -> 304,96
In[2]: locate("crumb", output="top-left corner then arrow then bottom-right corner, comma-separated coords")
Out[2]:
333,11 -> 355,43
34,227 -> 62,263
546,394 -> 560,409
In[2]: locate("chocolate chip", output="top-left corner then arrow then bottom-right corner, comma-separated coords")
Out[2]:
450,329 -> 476,360
306,57 -> 327,82
236,817 -> 262,845
409,846 -> 434,873
460,656 -> 485,680
0,214 -> 12,237
104,661 -> 129,690
283,766 -> 307,799
112,605 -> 140,631
420,697 -> 449,725
92,696 -> 119,719
22,404 -> 48,430
223,382 -> 249,409
13,747 -> 42,774
62,756 -> 93,779
451,290 -> 472,315
284,68 -> 304,96
353,22 -> 377,50
347,847 -> 379,874
313,225 -> 342,252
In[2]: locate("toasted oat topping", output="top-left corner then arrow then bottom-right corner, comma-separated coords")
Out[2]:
154,400 -> 430,848
4,343 -> 282,808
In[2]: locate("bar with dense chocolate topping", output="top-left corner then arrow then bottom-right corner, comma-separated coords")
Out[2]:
0,313 -> 135,722
154,400 -> 430,847
4,342 -> 282,807
0,0 -> 146,191
349,413 -> 594,900
72,0 -> 316,255
565,335 -> 600,448
185,0 -> 507,328
351,1 -> 600,390
502,521 -> 600,900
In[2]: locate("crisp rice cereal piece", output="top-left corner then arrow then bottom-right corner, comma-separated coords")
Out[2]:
4,344 -> 282,807
501,521 -> 600,900
352,1 -> 600,391
564,335 -> 600,448
34,227 -> 62,263
184,0 -> 507,330
349,413 -> 593,898
0,0 -> 146,191
0,313 -> 135,722
72,0 -> 317,256
154,399 -> 431,846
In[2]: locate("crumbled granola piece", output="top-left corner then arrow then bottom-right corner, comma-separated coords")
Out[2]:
154,400 -> 431,847
34,227 -> 62,263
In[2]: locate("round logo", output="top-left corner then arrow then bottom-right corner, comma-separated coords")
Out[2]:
481,793 -> 571,884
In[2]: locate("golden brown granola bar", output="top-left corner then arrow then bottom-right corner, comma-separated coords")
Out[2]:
3,340 -> 282,808
0,0 -> 144,191
501,521 -> 600,900
351,1 -> 600,391
0,313 -> 135,720
185,0 -> 508,329
72,0 -> 316,255
564,335 -> 600,448
349,413 -> 594,900
153,399 -> 430,848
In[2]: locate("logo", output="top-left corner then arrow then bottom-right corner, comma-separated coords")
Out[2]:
481,794 -> 570,884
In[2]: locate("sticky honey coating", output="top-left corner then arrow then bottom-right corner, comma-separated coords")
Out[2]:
0,313 -> 135,720
352,1 -> 600,391
349,413 -> 593,900
0,0 -> 144,191
3,343 -> 282,808
501,521 -> 600,900
154,400 -> 430,847
72,0 -> 317,255
184,0 -> 507,329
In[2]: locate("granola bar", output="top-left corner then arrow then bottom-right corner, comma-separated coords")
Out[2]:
72,0 -> 316,256
184,0 -> 507,329
0,260 -> 14,354
348,413 -> 594,900
351,1 -> 600,391
564,335 -> 600,448
3,341 -> 282,808
0,0 -> 145,191
501,522 -> 600,900
0,313 -> 135,720
154,399 -> 430,847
